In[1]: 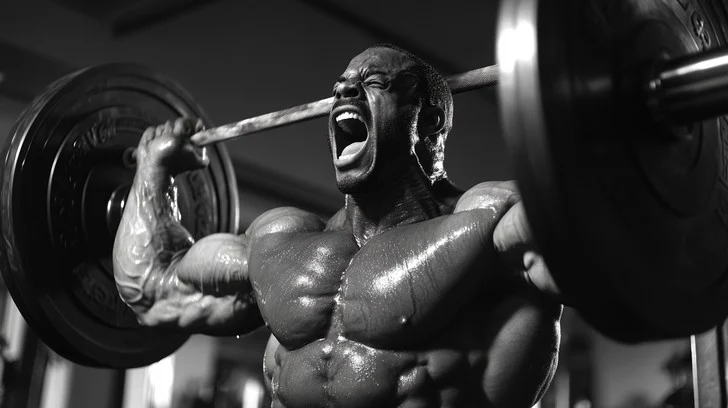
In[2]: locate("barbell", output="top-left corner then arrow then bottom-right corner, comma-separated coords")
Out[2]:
1,0 -> 727,369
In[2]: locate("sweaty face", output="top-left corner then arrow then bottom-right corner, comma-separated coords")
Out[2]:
329,47 -> 420,193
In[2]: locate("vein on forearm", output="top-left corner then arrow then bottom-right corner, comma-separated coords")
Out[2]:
113,168 -> 192,312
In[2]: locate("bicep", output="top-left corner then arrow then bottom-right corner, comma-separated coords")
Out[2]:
144,207 -> 326,334
174,233 -> 252,296
483,292 -> 562,407
140,233 -> 263,335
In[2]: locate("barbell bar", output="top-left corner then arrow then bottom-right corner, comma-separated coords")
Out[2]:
182,46 -> 728,149
124,45 -> 728,153
647,46 -> 728,126
127,64 -> 500,153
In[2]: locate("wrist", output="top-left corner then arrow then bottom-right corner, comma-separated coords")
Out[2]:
135,162 -> 174,184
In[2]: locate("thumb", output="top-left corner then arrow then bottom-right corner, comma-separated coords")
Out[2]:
522,251 -> 568,305
493,202 -> 567,305
493,201 -> 534,264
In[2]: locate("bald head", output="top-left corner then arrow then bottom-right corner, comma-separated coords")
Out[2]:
365,44 -> 453,181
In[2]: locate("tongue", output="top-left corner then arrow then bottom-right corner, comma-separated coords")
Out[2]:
340,141 -> 365,157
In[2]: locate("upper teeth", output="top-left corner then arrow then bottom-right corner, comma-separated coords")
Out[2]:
336,112 -> 363,122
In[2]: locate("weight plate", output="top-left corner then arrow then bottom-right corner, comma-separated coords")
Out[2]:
498,0 -> 728,341
0,64 -> 239,367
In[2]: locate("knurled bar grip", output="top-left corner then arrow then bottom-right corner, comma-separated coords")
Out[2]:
189,64 -> 500,147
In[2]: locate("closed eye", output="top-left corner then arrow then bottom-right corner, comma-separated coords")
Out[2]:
364,75 -> 390,89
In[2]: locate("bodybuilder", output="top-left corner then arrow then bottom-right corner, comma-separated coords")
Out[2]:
113,44 -> 563,408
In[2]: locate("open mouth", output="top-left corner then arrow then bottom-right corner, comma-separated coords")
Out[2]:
334,111 -> 369,162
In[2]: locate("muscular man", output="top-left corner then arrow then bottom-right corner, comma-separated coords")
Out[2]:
113,44 -> 562,408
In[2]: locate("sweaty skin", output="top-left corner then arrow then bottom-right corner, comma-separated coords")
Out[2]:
113,46 -> 561,408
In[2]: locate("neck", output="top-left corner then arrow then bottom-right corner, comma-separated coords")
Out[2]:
344,162 -> 457,246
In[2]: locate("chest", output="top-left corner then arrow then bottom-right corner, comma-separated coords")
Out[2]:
249,210 -> 495,349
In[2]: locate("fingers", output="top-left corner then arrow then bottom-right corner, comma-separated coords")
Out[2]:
493,201 -> 533,255
140,126 -> 155,145
155,120 -> 171,138
173,117 -> 203,136
173,118 -> 188,136
136,117 -> 208,174
146,118 -> 201,141
493,202 -> 567,305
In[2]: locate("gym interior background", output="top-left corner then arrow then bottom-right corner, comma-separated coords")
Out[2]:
0,0 -> 693,407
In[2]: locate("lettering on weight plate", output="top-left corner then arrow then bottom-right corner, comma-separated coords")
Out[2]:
194,204 -> 213,234
54,118 -> 123,251
71,265 -> 136,327
719,117 -> 728,186
676,0 -> 713,51
186,171 -> 205,200
83,119 -> 117,148
72,136 -> 91,158
691,11 -> 712,50
185,171 -> 216,237
716,118 -> 728,227
716,188 -> 728,227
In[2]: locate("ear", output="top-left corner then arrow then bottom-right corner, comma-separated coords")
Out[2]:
417,106 -> 446,138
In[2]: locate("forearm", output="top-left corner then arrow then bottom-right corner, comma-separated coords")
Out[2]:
112,165 -> 192,315
483,291 -> 561,407
140,284 -> 261,335
142,232 -> 262,335
112,165 -> 261,335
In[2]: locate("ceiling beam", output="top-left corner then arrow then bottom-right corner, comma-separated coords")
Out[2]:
296,0 -> 461,75
48,0 -> 220,38
295,0 -> 495,103
112,0 -> 220,37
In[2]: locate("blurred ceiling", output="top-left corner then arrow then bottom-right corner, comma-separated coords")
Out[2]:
48,0 -> 220,35
48,0 -> 499,77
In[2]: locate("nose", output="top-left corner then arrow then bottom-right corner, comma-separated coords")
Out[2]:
334,81 -> 362,100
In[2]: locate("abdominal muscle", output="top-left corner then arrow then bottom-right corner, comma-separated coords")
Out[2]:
263,323 -> 488,408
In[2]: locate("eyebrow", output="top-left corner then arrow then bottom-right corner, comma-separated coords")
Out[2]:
336,69 -> 391,83
363,69 -> 388,77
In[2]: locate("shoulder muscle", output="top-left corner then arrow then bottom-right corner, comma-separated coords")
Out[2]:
246,206 -> 326,240
454,181 -> 520,213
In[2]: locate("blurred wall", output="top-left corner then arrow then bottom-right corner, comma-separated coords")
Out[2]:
172,335 -> 217,404
0,95 -> 22,137
592,334 -> 689,408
